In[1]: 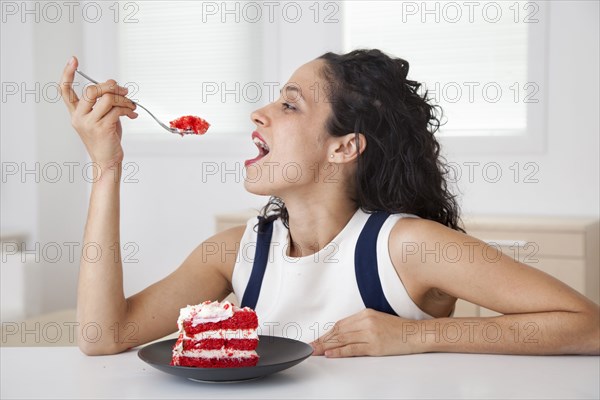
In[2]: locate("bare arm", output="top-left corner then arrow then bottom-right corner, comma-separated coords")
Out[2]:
60,56 -> 135,354
312,218 -> 599,357
395,219 -> 599,355
76,163 -> 128,354
60,57 -> 244,355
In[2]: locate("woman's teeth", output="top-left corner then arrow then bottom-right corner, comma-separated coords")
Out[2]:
253,136 -> 270,154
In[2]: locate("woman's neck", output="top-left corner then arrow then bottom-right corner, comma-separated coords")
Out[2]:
282,196 -> 358,258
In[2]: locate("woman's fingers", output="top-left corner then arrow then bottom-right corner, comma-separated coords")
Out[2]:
312,330 -> 366,355
60,58 -> 131,169
311,314 -> 368,355
310,309 -> 408,357
60,56 -> 79,114
76,80 -> 130,116
321,342 -> 370,358
102,106 -> 138,126
89,93 -> 137,122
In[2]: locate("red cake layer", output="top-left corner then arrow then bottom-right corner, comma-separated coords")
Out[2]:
183,311 -> 258,335
173,355 -> 258,368
182,338 -> 259,351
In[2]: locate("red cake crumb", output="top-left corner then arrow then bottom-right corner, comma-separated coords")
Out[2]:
169,115 -> 210,135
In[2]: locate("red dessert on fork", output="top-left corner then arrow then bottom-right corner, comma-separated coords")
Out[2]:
169,115 -> 210,135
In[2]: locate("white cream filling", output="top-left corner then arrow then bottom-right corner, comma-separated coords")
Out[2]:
180,349 -> 257,358
183,329 -> 258,340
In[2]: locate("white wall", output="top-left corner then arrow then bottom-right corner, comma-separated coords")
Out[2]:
1,1 -> 598,317
1,7 -> 87,318
445,1 -> 599,217
1,15 -> 37,241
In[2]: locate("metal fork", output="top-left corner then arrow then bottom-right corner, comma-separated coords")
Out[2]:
75,69 -> 193,136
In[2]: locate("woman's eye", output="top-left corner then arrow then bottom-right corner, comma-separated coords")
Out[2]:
282,102 -> 296,111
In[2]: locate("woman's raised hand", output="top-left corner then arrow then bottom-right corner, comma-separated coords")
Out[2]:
60,56 -> 138,172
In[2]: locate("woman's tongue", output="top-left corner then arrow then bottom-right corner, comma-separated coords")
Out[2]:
245,146 -> 269,167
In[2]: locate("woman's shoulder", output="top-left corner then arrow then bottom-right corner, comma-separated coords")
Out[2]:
387,215 -> 468,272
388,214 -> 463,244
202,224 -> 247,252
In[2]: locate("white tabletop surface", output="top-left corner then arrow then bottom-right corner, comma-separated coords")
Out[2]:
1,346 -> 599,399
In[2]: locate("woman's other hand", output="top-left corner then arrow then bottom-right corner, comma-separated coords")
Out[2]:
310,309 -> 421,357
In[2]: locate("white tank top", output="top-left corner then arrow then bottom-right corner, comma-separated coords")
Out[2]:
232,208 -> 435,343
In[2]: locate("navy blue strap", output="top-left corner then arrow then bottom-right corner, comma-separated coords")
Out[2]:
240,218 -> 274,309
354,211 -> 398,315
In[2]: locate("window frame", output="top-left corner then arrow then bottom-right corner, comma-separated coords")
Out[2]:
339,1 -> 550,155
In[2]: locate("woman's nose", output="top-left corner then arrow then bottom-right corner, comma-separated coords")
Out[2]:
251,107 -> 269,127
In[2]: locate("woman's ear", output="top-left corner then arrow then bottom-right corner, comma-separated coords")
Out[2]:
329,133 -> 366,163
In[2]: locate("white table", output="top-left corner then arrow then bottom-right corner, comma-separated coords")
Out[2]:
1,347 -> 598,399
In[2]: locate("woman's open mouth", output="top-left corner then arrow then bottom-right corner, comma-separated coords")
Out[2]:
245,131 -> 270,167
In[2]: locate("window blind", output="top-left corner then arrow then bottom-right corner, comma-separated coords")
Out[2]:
118,1 -> 264,139
343,1 -> 531,136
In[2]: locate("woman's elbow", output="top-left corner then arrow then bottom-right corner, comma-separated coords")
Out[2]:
585,311 -> 600,355
576,304 -> 600,355
77,338 -> 127,356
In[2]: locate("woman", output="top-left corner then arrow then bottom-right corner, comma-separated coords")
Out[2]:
59,49 -> 599,357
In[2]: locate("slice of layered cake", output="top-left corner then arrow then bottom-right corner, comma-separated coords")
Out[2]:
171,300 -> 259,368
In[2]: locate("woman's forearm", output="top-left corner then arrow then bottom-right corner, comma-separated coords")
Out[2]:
412,311 -> 600,355
77,165 -> 128,354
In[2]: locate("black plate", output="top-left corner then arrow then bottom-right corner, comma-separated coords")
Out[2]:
138,335 -> 313,382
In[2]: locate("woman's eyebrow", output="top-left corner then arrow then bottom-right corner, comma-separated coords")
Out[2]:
280,85 -> 305,104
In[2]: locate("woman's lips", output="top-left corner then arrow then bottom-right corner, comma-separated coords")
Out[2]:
245,132 -> 270,167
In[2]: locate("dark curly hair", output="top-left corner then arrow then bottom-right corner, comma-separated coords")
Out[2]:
259,49 -> 464,233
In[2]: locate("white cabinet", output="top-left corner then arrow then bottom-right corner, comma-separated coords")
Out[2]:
456,215 -> 599,317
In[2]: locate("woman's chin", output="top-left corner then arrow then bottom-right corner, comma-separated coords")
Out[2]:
243,179 -> 274,197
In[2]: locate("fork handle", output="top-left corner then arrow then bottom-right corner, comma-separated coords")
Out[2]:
75,69 -> 99,85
